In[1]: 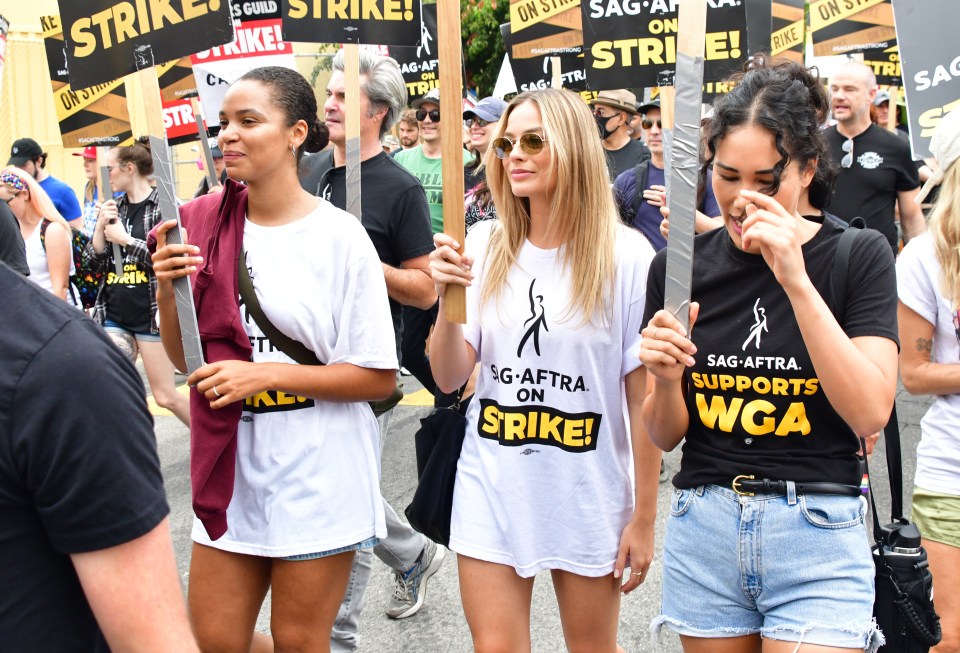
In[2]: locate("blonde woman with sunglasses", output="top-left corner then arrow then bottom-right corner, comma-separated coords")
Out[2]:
0,167 -> 77,305
429,88 -> 661,652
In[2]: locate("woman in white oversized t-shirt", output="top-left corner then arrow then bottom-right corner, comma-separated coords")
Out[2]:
151,67 -> 397,653
897,107 -> 960,653
430,88 -> 661,652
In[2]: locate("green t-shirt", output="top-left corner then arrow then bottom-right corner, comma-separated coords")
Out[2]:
394,145 -> 473,234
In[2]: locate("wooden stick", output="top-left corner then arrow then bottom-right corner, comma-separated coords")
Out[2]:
886,86 -> 898,132
660,86 -> 676,130
344,43 -> 362,221
438,0 -> 466,323
551,56 -> 562,88
138,64 -> 205,374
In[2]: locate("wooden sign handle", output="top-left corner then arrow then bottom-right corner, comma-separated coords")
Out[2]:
438,0 -> 466,324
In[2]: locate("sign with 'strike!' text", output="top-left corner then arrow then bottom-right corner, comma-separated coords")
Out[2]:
283,0 -> 422,46
59,0 -> 234,90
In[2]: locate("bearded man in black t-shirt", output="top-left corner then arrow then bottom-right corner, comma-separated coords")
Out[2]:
826,62 -> 924,255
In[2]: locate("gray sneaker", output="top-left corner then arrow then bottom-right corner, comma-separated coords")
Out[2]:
385,541 -> 446,619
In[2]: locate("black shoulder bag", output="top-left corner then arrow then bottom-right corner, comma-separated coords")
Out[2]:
404,386 -> 469,548
832,226 -> 942,652
238,250 -> 403,416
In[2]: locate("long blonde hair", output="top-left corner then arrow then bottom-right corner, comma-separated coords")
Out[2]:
0,166 -> 70,231
930,160 -> 960,311
482,89 -> 618,325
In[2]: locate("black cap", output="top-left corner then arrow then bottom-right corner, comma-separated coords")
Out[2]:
8,138 -> 43,166
636,99 -> 661,115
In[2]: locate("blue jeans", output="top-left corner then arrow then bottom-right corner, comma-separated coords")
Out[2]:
330,409 -> 429,653
653,483 -> 883,651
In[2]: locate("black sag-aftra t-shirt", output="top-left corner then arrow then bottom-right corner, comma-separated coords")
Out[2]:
642,221 -> 898,488
104,198 -> 152,332
826,123 -> 920,254
0,264 -> 169,652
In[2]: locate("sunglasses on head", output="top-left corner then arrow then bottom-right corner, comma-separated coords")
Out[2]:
492,133 -> 548,159
416,108 -> 440,122
464,116 -> 491,128
840,138 -> 854,168
641,118 -> 663,129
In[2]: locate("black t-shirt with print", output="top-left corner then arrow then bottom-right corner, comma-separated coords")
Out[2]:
643,221 -> 898,488
826,123 -> 920,254
104,199 -> 152,332
299,150 -> 434,359
604,138 -> 650,182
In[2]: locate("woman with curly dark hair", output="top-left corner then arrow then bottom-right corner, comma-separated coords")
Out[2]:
641,56 -> 898,652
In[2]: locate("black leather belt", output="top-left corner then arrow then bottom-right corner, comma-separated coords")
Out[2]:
731,475 -> 862,497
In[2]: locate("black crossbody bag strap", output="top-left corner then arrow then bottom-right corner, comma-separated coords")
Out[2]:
238,248 -> 323,367
832,226 -> 905,533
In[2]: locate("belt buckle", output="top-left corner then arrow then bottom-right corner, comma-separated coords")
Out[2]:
732,474 -> 755,497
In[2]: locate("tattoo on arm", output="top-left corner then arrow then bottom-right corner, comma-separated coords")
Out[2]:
915,337 -> 932,354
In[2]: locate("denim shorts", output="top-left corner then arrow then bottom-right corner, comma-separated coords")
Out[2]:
280,537 -> 378,562
103,319 -> 161,343
652,484 -> 883,652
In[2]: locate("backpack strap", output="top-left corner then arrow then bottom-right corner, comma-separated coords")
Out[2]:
238,248 -> 323,367
630,160 -> 650,221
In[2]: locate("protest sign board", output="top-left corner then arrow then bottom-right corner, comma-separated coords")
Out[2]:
892,0 -> 960,159
157,57 -> 202,145
191,5 -> 295,136
283,0 -> 422,46
862,45 -> 901,86
59,0 -> 234,90
389,3 -> 438,103
501,21 -> 587,92
581,0 -> 747,90
771,0 -> 804,63
744,0 -> 772,57
42,14 -> 132,148
808,0 -> 895,57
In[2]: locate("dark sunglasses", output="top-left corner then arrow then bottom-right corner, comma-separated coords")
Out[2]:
492,133 -> 548,159
641,119 -> 663,129
841,138 -> 854,168
416,108 -> 440,122
464,117 -> 491,128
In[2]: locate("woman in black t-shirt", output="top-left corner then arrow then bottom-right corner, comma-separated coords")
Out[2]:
90,137 -> 190,425
640,57 -> 898,652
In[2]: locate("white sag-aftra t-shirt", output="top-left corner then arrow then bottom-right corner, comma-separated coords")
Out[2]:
192,201 -> 398,556
451,221 -> 655,577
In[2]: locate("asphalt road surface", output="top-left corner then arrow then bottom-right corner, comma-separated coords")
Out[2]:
150,372 -> 930,653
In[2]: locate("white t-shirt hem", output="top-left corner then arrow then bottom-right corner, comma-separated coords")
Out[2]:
449,537 -> 617,578
192,519 -> 383,558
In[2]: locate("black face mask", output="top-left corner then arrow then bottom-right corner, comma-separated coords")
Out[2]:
594,112 -> 620,140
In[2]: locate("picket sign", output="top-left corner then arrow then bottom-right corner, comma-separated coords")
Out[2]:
438,0 -> 466,324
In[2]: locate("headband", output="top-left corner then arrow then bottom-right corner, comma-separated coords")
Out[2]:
0,172 -> 26,193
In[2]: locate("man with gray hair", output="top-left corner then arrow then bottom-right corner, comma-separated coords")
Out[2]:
299,49 -> 443,652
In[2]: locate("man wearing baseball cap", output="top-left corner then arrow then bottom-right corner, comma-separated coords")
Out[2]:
589,89 -> 650,180
8,137 -> 83,229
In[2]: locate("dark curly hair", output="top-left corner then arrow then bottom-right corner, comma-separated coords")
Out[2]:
703,55 -> 836,206
237,66 -> 329,161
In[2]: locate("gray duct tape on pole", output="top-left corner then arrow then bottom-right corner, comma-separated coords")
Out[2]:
345,44 -> 362,221
149,135 -> 206,375
663,1 -> 707,335
98,147 -> 124,279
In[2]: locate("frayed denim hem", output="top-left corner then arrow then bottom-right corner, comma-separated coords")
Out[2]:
762,618 -> 885,653
650,615 -> 758,651
650,615 -> 885,653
